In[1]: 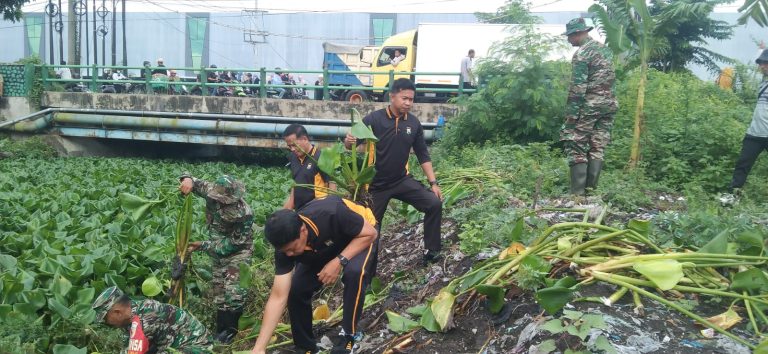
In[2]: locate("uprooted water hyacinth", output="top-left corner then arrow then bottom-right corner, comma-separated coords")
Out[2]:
387,207 -> 768,349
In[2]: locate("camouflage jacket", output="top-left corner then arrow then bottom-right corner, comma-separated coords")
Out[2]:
128,299 -> 212,353
184,175 -> 254,258
566,37 -> 618,119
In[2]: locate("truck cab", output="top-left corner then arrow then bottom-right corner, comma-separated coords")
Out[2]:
371,30 -> 417,97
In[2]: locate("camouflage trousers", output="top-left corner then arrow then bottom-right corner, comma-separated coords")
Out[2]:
211,249 -> 250,311
560,112 -> 615,165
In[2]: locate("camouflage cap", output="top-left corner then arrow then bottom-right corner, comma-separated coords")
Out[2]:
92,286 -> 124,322
757,49 -> 768,64
208,175 -> 245,205
563,17 -> 593,36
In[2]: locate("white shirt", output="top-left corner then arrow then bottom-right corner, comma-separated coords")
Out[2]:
391,54 -> 406,67
56,67 -> 72,80
460,56 -> 474,83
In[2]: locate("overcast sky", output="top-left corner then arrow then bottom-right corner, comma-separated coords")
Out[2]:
20,0 -> 742,15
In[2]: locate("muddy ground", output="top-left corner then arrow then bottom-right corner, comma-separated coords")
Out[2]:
270,195 -> 754,354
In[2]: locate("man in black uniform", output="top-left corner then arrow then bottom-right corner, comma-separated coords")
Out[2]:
344,78 -> 443,264
283,124 -> 330,210
249,196 -> 378,354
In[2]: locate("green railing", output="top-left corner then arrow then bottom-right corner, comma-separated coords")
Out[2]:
37,64 -> 477,101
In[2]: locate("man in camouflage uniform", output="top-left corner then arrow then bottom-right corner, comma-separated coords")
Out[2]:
179,174 -> 254,343
560,18 -> 618,195
92,286 -> 213,353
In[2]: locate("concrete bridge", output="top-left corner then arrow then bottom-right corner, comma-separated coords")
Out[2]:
0,92 -> 458,156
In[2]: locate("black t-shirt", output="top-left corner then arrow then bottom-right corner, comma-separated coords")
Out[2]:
274,196 -> 365,275
289,145 -> 329,210
361,107 -> 430,188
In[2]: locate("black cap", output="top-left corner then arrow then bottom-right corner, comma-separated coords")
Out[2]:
757,49 -> 768,64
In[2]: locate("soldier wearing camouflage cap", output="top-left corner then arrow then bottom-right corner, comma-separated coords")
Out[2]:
92,286 -> 213,353
560,17 -> 618,196
179,174 -> 254,343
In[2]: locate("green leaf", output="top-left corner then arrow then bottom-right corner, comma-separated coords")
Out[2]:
535,339 -> 557,354
120,193 -> 163,222
142,276 -> 163,297
0,254 -> 17,273
593,335 -> 617,354
239,263 -> 252,289
51,344 -> 87,354
21,289 -> 47,309
419,304 -> 441,332
458,270 -> 490,293
633,259 -> 684,290
475,284 -> 506,314
731,268 -> 768,294
535,276 -> 578,315
540,319 -> 566,334
581,313 -> 608,330
76,287 -> 95,305
369,276 -> 384,294
350,120 -> 378,142
520,254 -> 552,274
430,288 -> 456,331
406,304 -> 428,317
13,303 -> 39,316
698,229 -> 729,254
510,217 -> 524,242
355,165 -> 376,185
318,144 -> 343,177
737,230 -> 764,256
627,219 -> 650,237
52,274 -> 73,297
48,298 -> 72,319
756,337 -> 768,354
385,310 -> 420,333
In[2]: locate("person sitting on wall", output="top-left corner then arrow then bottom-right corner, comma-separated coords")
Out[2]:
152,57 -> 168,77
390,49 -> 406,67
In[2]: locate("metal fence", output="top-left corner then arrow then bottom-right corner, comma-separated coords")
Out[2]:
37,64 -> 477,101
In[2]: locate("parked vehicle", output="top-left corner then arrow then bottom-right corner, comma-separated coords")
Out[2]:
323,23 -> 601,102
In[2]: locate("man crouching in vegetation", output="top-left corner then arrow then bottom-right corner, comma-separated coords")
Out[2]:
92,286 -> 213,353
560,18 -> 617,196
179,174 -> 254,343
250,196 -> 378,354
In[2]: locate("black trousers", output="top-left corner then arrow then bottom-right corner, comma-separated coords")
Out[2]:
287,242 -> 378,350
371,175 -> 442,252
730,134 -> 768,190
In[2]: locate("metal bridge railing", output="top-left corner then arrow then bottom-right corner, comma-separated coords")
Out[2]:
37,64 -> 477,101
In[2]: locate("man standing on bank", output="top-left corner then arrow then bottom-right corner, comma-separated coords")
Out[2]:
249,197 -> 378,354
344,78 -> 443,264
560,18 -> 618,196
726,49 -> 768,198
179,174 -> 254,343
282,124 -> 331,210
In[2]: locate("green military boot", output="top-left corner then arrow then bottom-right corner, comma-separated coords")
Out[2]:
586,159 -> 603,191
570,163 -> 587,196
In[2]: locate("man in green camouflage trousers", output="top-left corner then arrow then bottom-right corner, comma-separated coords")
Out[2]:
179,174 -> 254,343
92,286 -> 213,354
560,18 -> 618,196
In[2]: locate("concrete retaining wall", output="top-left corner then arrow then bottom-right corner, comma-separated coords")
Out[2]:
0,97 -> 32,122
42,92 -> 459,122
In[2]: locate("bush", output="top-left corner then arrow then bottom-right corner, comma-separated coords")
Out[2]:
0,135 -> 57,158
606,69 -> 754,192
441,26 -> 570,147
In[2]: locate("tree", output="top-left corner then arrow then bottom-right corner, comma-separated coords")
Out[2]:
738,0 -> 768,27
475,0 -> 542,24
1,0 -> 31,22
590,0 -> 733,168
647,0 -> 734,74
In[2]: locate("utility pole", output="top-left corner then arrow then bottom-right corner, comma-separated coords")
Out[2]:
122,0 -> 126,69
111,0 -> 116,66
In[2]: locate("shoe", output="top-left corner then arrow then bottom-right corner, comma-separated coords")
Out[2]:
422,250 -> 443,266
718,193 -> 738,206
569,163 -> 588,196
586,159 -> 603,191
215,329 -> 235,344
331,334 -> 359,354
